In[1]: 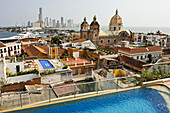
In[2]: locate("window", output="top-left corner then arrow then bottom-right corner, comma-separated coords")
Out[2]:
72,69 -> 75,74
85,67 -> 88,74
4,48 -> 6,52
114,27 -> 116,31
78,68 -> 81,74
53,50 -> 55,52
119,27 -> 121,30
101,40 -> 103,43
141,56 -> 143,59
137,56 -> 139,59
18,45 -> 20,49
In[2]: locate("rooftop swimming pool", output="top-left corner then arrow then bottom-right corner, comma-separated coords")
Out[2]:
7,86 -> 169,113
39,60 -> 54,70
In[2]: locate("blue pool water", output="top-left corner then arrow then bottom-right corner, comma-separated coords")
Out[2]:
30,88 -> 169,113
39,60 -> 54,69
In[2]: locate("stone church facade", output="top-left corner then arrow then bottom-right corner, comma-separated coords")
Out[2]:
80,9 -> 131,46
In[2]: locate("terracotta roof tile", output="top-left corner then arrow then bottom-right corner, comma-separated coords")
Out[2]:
64,57 -> 91,66
119,46 -> 162,54
20,38 -> 39,42
69,38 -> 86,44
163,49 -> 170,55
22,45 -> 47,57
54,83 -> 79,96
119,55 -> 147,72
0,43 -> 6,47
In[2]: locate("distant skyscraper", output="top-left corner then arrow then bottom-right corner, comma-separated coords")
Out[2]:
27,21 -> 31,27
68,19 -> 74,27
65,18 -> 68,27
61,17 -> 64,27
45,17 -> 49,27
38,8 -> 43,27
52,19 -> 56,28
56,20 -> 60,28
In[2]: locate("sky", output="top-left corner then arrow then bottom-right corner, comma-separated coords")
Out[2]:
0,0 -> 170,27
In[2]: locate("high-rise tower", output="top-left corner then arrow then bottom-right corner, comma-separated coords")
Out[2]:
61,17 -> 64,27
38,8 -> 43,27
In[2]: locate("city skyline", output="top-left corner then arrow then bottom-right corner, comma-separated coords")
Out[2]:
0,0 -> 170,27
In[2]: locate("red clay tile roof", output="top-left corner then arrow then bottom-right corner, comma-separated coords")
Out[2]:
159,34 -> 168,36
0,43 -> 6,47
118,46 -> 162,54
22,45 -> 47,57
34,46 -> 47,54
64,57 -> 91,66
163,49 -> 170,55
20,38 -> 39,42
58,49 -> 66,56
105,57 -> 117,61
69,38 -> 86,44
119,55 -> 147,72
54,83 -> 80,96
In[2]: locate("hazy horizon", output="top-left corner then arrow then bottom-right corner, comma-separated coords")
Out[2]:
0,0 -> 170,27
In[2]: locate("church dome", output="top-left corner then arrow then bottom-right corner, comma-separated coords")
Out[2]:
109,9 -> 123,31
109,9 -> 122,26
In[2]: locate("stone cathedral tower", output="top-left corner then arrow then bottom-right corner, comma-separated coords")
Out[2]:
89,15 -> 100,45
80,17 -> 89,39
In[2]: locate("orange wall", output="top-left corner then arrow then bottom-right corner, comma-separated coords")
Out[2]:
70,64 -> 95,76
67,48 -> 79,57
48,47 -> 65,58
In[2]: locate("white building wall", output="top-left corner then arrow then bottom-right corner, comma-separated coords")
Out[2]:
0,61 -> 4,79
6,62 -> 24,74
0,43 -> 21,58
73,52 -> 79,58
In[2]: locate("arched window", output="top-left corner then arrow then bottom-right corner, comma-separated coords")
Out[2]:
119,31 -> 129,37
101,40 -> 103,43
108,40 -> 110,43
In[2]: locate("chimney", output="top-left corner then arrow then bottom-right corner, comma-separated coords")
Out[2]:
91,61 -> 93,64
84,62 -> 85,65
75,62 -> 77,66
66,58 -> 68,61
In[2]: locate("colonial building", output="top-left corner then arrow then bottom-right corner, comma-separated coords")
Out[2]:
63,57 -> 95,77
80,9 -> 131,46
134,33 -> 168,48
0,39 -> 22,57
117,46 -> 162,62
